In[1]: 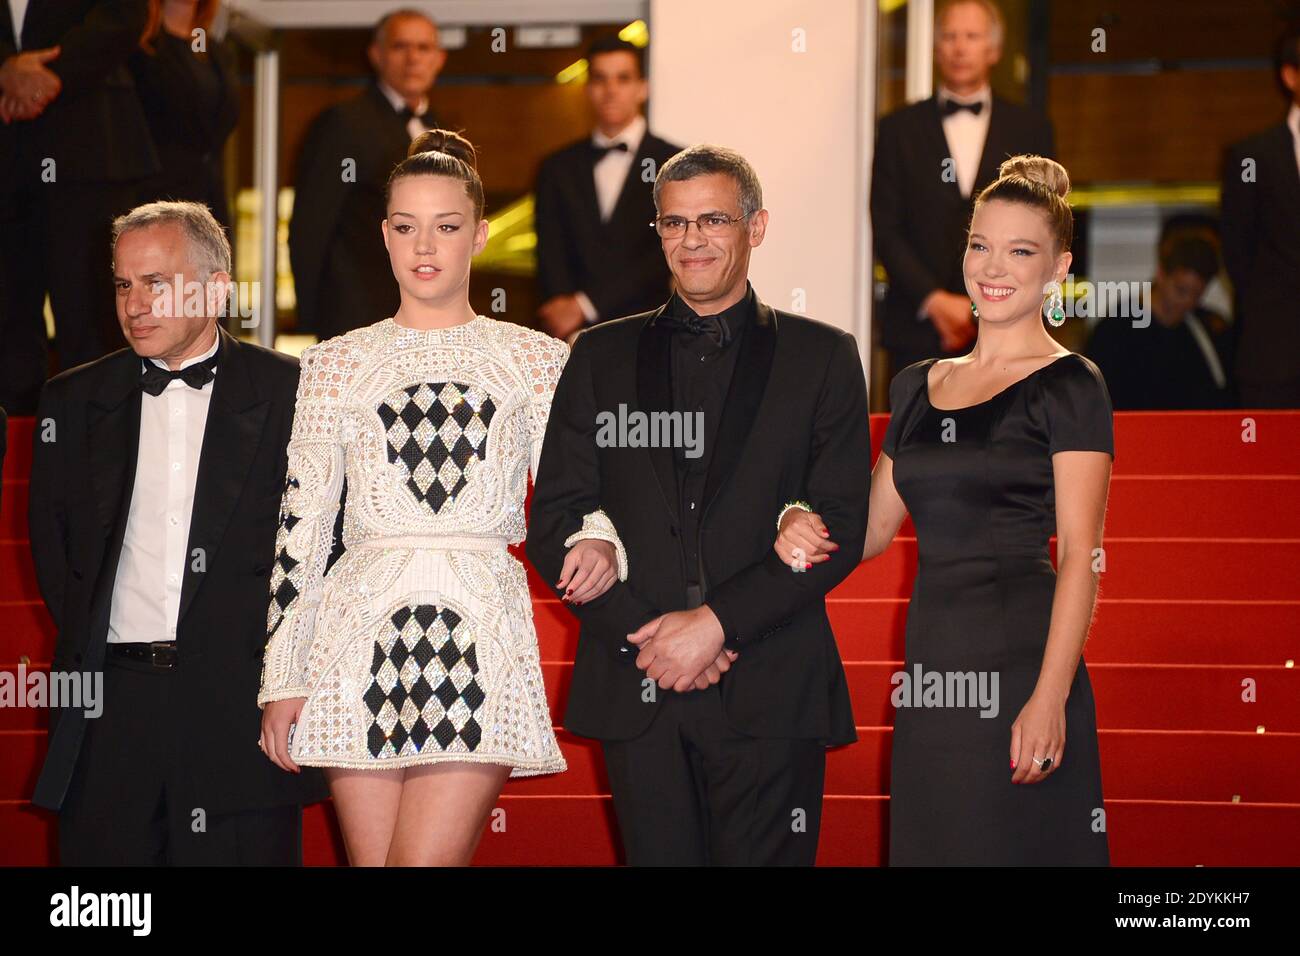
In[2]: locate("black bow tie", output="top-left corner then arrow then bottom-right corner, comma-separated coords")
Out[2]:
591,140 -> 630,162
140,352 -> 218,396
660,311 -> 732,348
941,98 -> 984,117
400,106 -> 433,127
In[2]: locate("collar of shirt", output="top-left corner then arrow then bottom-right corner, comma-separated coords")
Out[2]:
938,84 -> 992,110
592,112 -> 646,154
377,79 -> 428,119
662,279 -> 755,347
145,327 -> 221,383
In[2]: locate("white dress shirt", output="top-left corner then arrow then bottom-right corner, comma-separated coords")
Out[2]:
107,330 -> 220,644
575,113 -> 648,323
7,0 -> 27,48
377,79 -> 431,142
938,84 -> 992,199
1288,103 -> 1300,182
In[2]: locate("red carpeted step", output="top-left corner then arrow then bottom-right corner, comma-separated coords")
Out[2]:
1099,730 -> 1300,803
7,660 -> 1297,734
0,478 -> 28,539
841,661 -> 1300,732
1,417 -> 34,481
1106,800 -> 1300,866
1109,411 -> 1300,476
11,795 -> 1299,866
7,593 -> 1290,669
1104,476 -> 1300,537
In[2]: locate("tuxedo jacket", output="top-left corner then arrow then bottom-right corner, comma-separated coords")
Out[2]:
525,295 -> 870,744
1221,122 -> 1300,387
0,0 -> 159,185
289,83 -> 435,338
534,129 -> 682,322
28,327 -> 328,814
871,94 -> 1055,362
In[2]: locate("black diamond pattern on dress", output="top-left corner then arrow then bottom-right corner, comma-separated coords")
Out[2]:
377,382 -> 496,513
267,476 -> 305,637
363,604 -> 484,759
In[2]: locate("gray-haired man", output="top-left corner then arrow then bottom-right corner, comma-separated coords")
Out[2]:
29,200 -> 326,864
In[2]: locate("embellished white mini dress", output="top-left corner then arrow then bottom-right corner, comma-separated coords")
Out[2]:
257,315 -> 624,776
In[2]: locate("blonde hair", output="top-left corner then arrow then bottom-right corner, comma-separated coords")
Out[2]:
973,154 -> 1073,252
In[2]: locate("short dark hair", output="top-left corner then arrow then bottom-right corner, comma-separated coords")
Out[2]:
1160,237 -> 1220,284
653,144 -> 763,217
586,35 -> 645,78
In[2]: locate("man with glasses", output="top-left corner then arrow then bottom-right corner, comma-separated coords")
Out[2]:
527,144 -> 872,865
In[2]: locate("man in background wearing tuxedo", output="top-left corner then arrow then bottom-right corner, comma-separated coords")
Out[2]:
289,8 -> 444,340
0,0 -> 159,416
29,201 -> 326,864
534,35 -> 681,340
1220,22 -> 1300,409
871,0 -> 1054,374
527,146 -> 871,865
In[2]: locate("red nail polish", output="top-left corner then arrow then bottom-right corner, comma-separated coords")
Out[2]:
1010,760 -> 1016,769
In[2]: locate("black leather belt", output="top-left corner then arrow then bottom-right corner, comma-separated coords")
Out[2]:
109,641 -> 178,668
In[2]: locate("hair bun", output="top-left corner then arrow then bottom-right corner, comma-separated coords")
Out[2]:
407,128 -> 478,169
998,154 -> 1070,199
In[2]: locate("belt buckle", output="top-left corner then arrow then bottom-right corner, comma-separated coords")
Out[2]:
151,642 -> 176,669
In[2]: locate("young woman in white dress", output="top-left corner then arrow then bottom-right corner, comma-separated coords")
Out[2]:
257,130 -> 625,865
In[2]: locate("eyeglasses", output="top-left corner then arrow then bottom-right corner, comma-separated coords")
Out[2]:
649,211 -> 754,239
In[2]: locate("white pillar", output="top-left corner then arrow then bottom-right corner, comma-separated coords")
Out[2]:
253,49 -> 280,348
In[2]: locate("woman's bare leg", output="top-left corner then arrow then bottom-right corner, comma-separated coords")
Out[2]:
326,767 -> 405,866
385,762 -> 512,866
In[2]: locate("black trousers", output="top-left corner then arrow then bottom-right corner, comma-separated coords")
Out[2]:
57,654 -> 303,866
601,683 -> 827,866
0,169 -> 141,415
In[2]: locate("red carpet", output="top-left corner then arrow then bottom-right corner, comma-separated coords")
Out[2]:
2,409 -> 1297,865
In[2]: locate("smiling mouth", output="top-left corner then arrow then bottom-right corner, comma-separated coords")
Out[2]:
414,265 -> 440,275
978,284 -> 1015,300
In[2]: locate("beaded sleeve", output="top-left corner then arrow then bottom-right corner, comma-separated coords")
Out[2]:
258,343 -> 351,706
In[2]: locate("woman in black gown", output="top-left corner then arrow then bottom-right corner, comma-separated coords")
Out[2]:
776,155 -> 1112,865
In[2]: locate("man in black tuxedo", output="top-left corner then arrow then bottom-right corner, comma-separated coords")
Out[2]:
871,0 -> 1054,374
289,9 -> 445,340
0,0 -> 160,416
526,145 -> 871,865
1220,23 -> 1300,408
534,35 -> 681,340
28,201 -> 326,864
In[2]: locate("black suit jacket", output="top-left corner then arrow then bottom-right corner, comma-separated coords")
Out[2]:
289,83 -> 434,338
534,129 -> 682,322
1221,122 -> 1300,387
129,31 -> 239,229
871,94 -> 1055,362
525,295 -> 869,744
28,327 -> 328,814
0,0 -> 159,184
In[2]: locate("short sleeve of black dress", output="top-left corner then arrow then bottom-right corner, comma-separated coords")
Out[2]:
882,361 -> 930,458
1044,354 -> 1115,459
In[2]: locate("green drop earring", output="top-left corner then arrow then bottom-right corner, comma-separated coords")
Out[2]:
970,300 -> 980,321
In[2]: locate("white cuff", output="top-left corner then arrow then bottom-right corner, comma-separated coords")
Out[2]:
563,508 -> 629,580
575,291 -> 599,324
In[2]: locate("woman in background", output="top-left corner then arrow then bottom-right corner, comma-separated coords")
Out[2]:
130,0 -> 239,232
